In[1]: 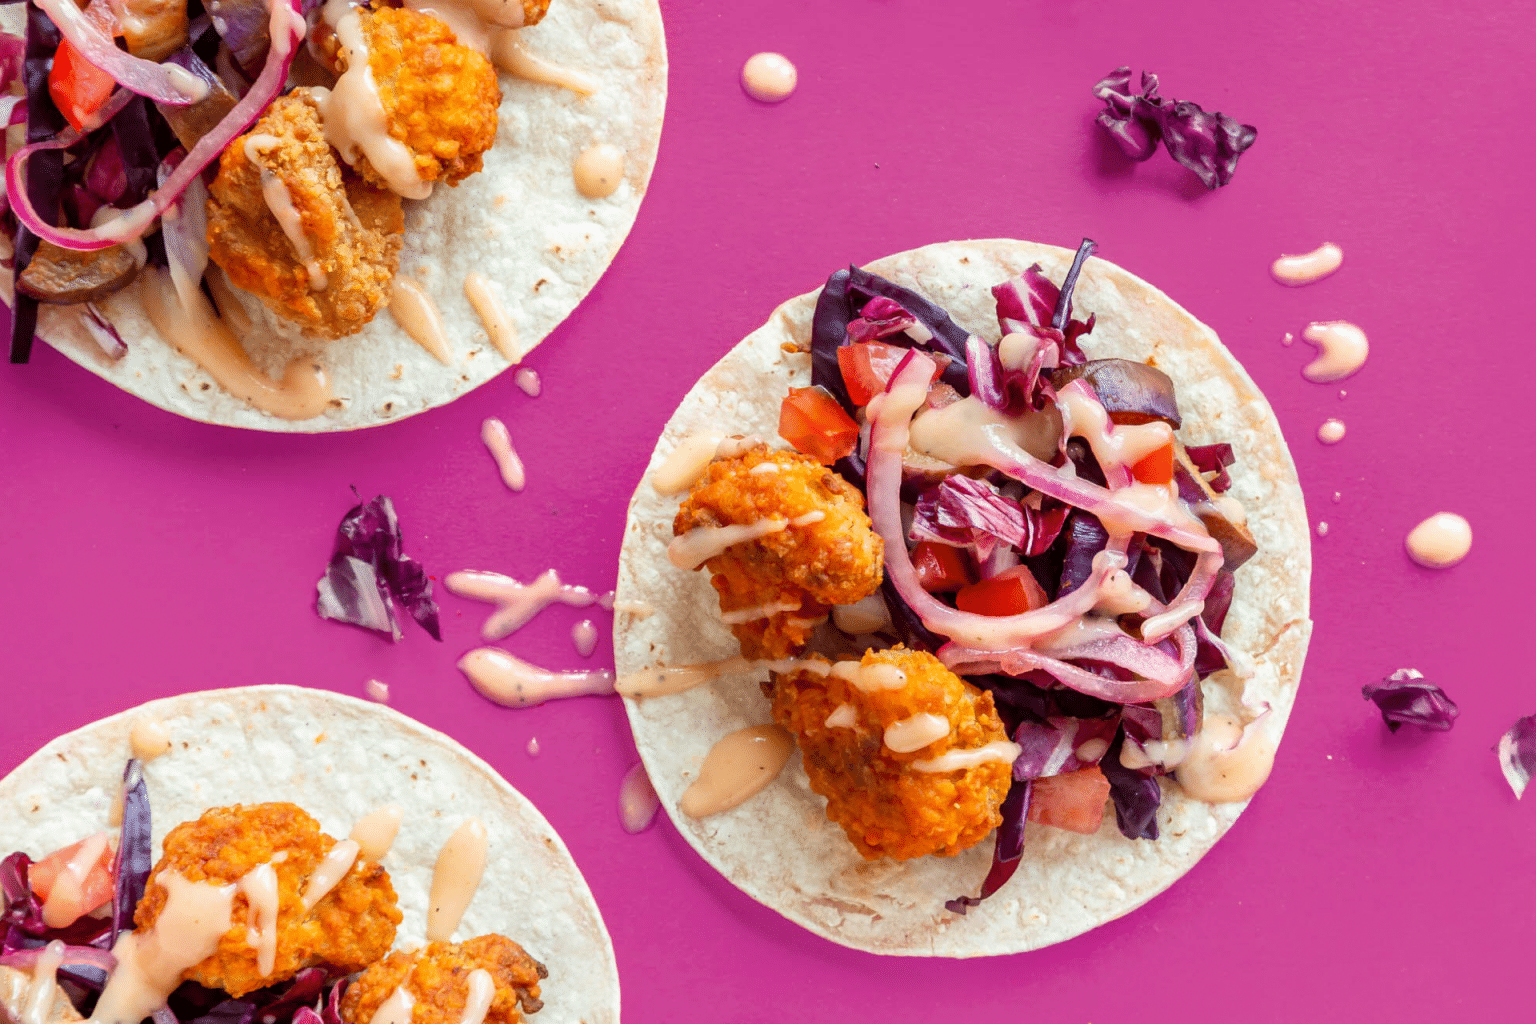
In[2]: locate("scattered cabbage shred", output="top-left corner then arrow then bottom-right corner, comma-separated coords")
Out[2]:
1361,669 -> 1459,732
315,494 -> 442,642
1092,67 -> 1257,189
1499,715 -> 1536,800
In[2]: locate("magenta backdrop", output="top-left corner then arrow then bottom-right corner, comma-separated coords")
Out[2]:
2,0 -> 1529,1020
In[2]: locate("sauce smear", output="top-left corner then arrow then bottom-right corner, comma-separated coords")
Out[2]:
514,367 -> 541,396
1300,321 -> 1368,382
129,718 -> 171,761
480,418 -> 526,492
446,568 -> 596,639
349,805 -> 403,861
426,818 -> 487,942
390,278 -> 454,364
463,273 -> 520,360
680,725 -> 795,818
1270,242 -> 1342,286
458,648 -> 615,708
1406,512 -> 1472,568
618,762 -> 660,833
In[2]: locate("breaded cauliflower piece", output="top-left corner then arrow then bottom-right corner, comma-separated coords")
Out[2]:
516,0 -> 551,26
206,90 -> 403,338
340,936 -> 547,1024
134,803 -> 401,997
674,444 -> 883,659
348,7 -> 501,189
769,647 -> 1013,860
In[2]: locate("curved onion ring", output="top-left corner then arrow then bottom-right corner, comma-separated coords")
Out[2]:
34,0 -> 206,106
939,623 -> 1195,703
6,0 -> 303,252
0,944 -> 118,973
868,351 -> 1132,650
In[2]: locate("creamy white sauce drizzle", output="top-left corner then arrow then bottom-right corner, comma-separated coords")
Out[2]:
390,278 -> 454,364
615,656 -> 829,699
514,367 -> 541,396
21,941 -> 65,1024
571,619 -> 598,657
244,135 -> 327,291
650,434 -> 725,495
1175,713 -> 1276,803
318,0 -> 430,199
489,29 -> 597,94
458,648 -> 615,708
679,725 -> 795,818
454,970 -> 494,1024
613,598 -> 654,618
301,840 -> 359,912
883,713 -> 949,753
830,660 -> 908,692
1300,321 -> 1368,382
40,832 -> 110,928
909,394 -> 1061,466
719,599 -> 801,624
236,863 -> 279,978
1270,242 -> 1343,286
740,52 -> 796,102
831,594 -> 890,635
349,806 -> 403,861
367,985 -> 415,1024
1093,569 -> 1152,616
129,718 -> 172,761
1317,418 -> 1346,444
668,518 -> 788,570
426,819 -> 487,943
463,273 -> 519,360
480,417 -> 525,492
618,763 -> 660,834
91,872 -> 238,1024
1405,512 -> 1472,568
912,741 -> 1022,774
445,568 -> 596,640
1057,381 -> 1174,475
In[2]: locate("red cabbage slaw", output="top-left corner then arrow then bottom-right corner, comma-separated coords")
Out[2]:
0,760 -> 349,1024
807,245 -> 1249,910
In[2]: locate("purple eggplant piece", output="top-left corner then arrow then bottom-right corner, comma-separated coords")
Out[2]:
1050,358 -> 1181,428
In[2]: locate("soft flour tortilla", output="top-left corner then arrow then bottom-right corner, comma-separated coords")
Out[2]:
0,0 -> 666,432
614,239 -> 1312,957
0,685 -> 619,1024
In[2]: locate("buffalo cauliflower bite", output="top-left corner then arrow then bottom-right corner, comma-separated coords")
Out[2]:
206,90 -> 404,338
340,936 -> 547,1024
133,803 -> 401,997
769,647 -> 1013,860
673,444 -> 884,659
347,7 -> 501,189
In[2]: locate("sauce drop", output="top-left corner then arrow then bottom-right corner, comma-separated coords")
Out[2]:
390,278 -> 454,364
480,417 -> 526,492
572,144 -> 625,199
129,719 -> 171,761
514,367 -> 541,396
490,29 -> 598,94
741,52 -> 796,102
1405,512 -> 1471,568
1316,521 -> 1329,537
365,679 -> 390,703
40,833 -> 110,929
426,818 -> 487,943
525,737 -> 540,757
571,619 -> 598,657
650,433 -> 725,496
883,713 -> 949,753
1270,242 -> 1343,286
463,273 -> 520,360
367,984 -> 415,1024
457,647 -> 615,708
1317,418 -> 1346,444
300,840 -> 359,912
618,763 -> 659,834
1300,321 -> 1368,382
349,805 -> 403,861
680,725 -> 795,818
456,970 -> 495,1024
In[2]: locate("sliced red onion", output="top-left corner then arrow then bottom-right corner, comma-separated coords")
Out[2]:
0,945 -> 118,973
6,0 -> 303,253
0,31 -> 21,91
35,0 -> 208,106
939,631 -> 1191,704
1498,715 -> 1536,799
82,302 -> 128,360
159,155 -> 209,309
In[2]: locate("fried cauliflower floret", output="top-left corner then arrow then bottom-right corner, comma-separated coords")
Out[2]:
134,803 -> 401,997
674,444 -> 884,659
514,0 -> 551,26
345,7 -> 500,189
340,936 -> 548,1024
206,90 -> 403,338
769,647 -> 1013,860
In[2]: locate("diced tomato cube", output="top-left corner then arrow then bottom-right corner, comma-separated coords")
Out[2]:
954,566 -> 1047,616
779,386 -> 859,465
1131,443 -> 1175,486
911,541 -> 974,593
28,833 -> 115,927
48,40 -> 117,133
1027,766 -> 1111,835
836,342 -> 950,408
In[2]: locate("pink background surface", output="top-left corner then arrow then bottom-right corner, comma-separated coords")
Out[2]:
2,1 -> 1530,1019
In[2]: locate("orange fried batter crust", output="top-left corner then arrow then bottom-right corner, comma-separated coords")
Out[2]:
205,90 -> 404,338
340,936 -> 548,1024
134,803 -> 401,997
769,647 -> 1012,860
674,445 -> 884,659
353,7 -> 501,188
518,0 -> 551,26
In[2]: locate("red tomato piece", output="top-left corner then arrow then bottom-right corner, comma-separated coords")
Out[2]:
48,40 -> 117,133
1131,443 -> 1175,486
28,833 -> 115,926
911,541 -> 974,593
1027,766 -> 1111,835
779,386 -> 859,465
954,566 -> 1047,616
838,341 -> 909,407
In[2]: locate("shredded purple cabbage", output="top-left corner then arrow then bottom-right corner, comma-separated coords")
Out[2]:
316,495 -> 442,642
1361,670 -> 1459,733
1099,732 -> 1162,840
945,780 -> 1031,914
1499,715 -> 1536,800
1012,716 -> 1117,780
910,476 -> 1066,561
113,759 -> 152,945
1092,67 -> 1257,190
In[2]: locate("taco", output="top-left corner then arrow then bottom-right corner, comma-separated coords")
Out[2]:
613,239 -> 1312,956
0,685 -> 618,1024
0,0 -> 665,431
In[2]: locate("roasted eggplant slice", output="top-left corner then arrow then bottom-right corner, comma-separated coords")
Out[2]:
17,240 -> 140,305
1051,358 -> 1181,428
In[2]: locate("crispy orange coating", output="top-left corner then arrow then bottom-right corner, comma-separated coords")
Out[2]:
518,0 -> 551,25
340,936 -> 548,1024
674,445 -> 884,659
206,90 -> 403,338
347,7 -> 500,189
134,803 -> 401,997
769,647 -> 1012,860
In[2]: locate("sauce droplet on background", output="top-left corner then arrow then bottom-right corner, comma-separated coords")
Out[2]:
1270,242 -> 1343,286
1406,513 -> 1472,568
514,367 -> 541,396
1316,522 -> 1330,537
571,619 -> 598,657
1317,418 -> 1346,444
481,417 -> 526,492
365,679 -> 390,703
619,763 -> 659,833
741,52 -> 797,102
526,737 -> 541,757
1300,321 -> 1368,382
